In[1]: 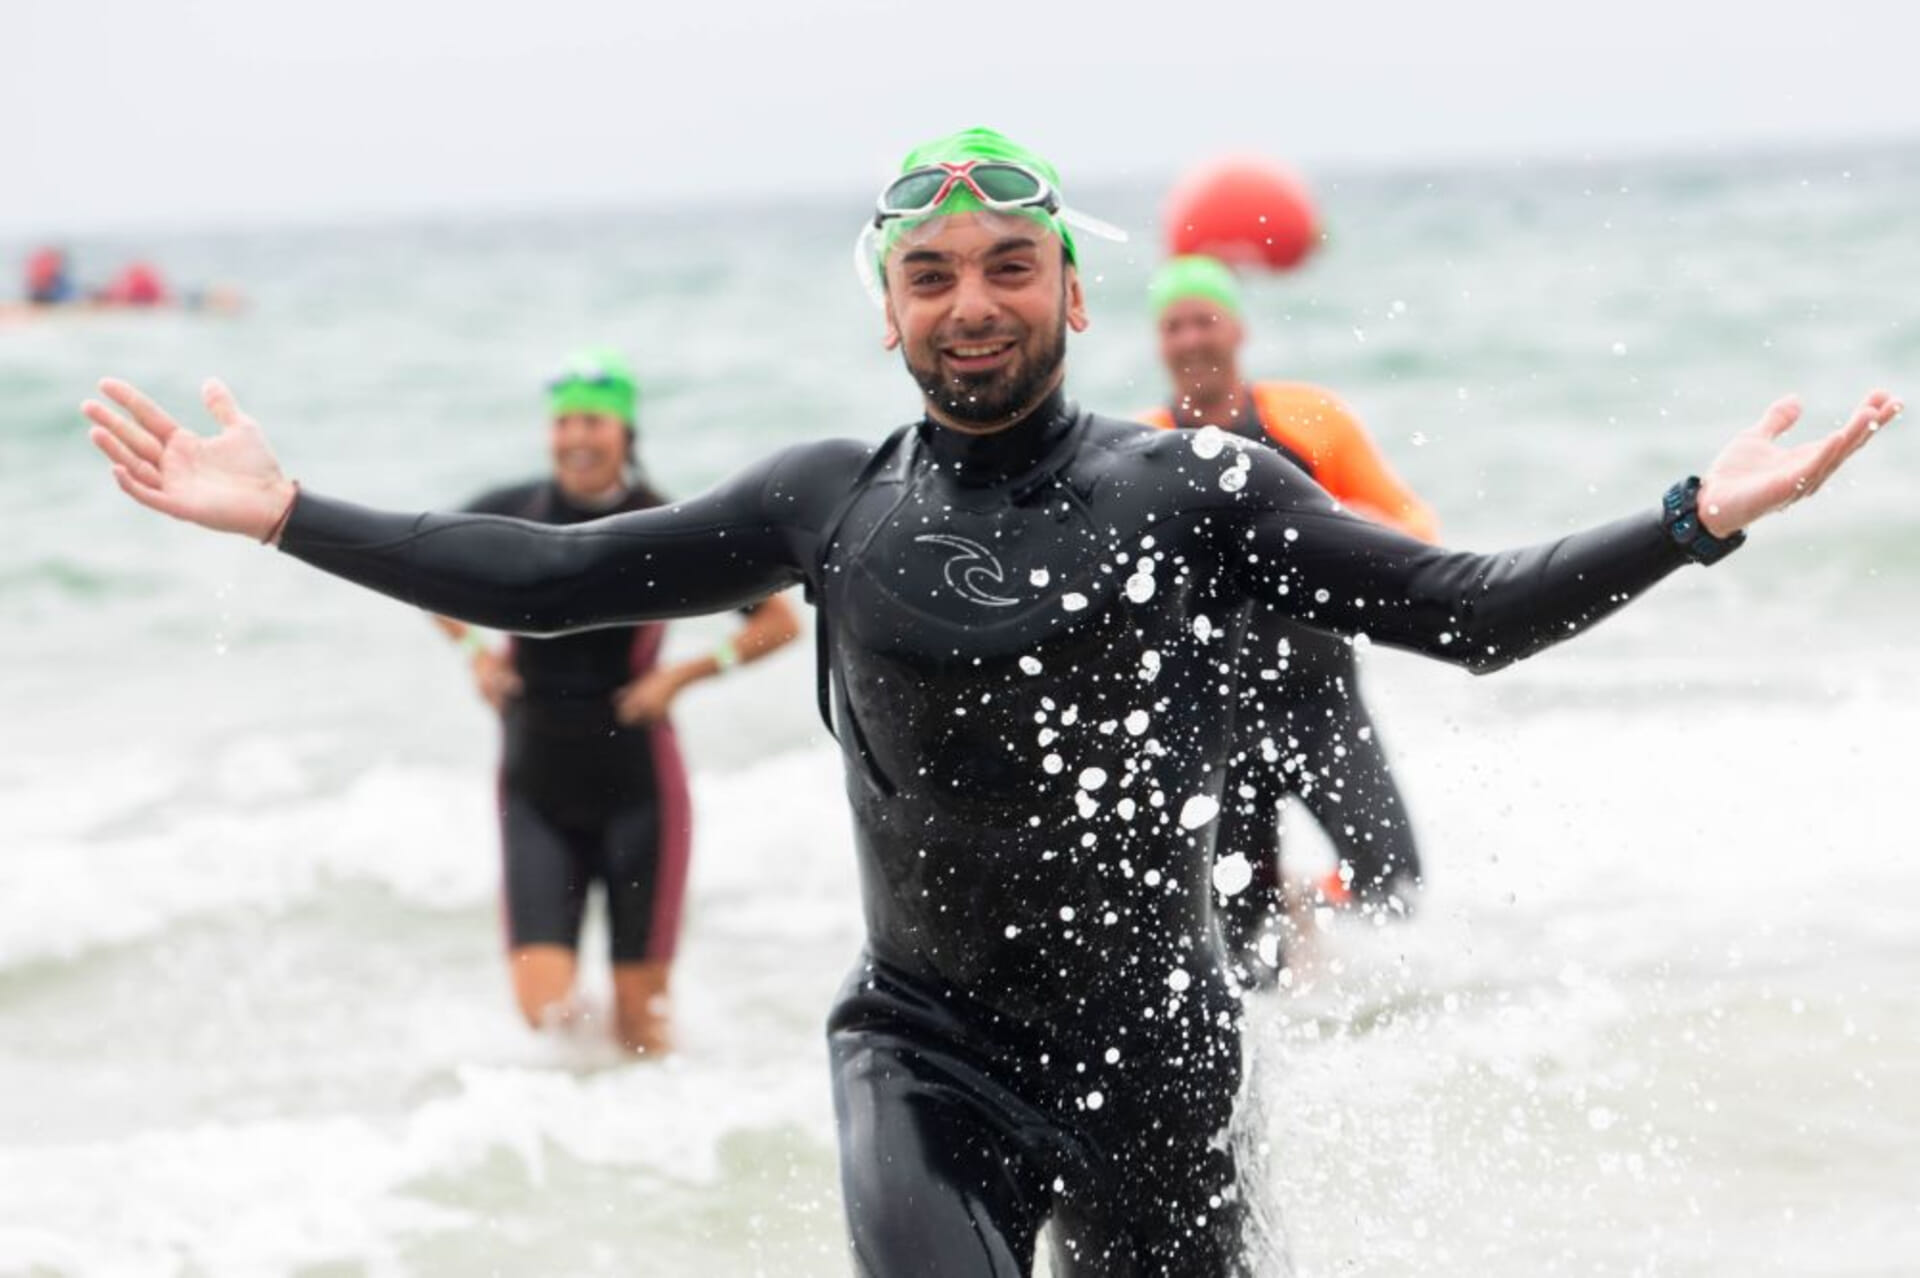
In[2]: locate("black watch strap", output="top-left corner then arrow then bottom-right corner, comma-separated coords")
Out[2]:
1662,476 -> 1746,565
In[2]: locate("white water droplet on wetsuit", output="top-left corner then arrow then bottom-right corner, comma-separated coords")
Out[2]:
1190,425 -> 1227,459
1213,853 -> 1254,897
1124,709 -> 1150,736
1125,572 -> 1155,603
1043,754 -> 1064,775
1078,767 -> 1109,791
1030,568 -> 1051,587
1167,967 -> 1192,992
1178,795 -> 1220,830
1219,455 -> 1250,492
1019,655 -> 1043,675
1062,592 -> 1088,612
1192,615 -> 1214,643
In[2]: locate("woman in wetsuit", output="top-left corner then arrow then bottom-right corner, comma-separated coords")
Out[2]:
84,127 -> 1897,1277
436,350 -> 800,1057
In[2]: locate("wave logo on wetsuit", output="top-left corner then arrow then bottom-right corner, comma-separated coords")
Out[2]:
914,533 -> 1021,608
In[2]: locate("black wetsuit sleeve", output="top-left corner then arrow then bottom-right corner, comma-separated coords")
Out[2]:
278,443 -> 858,634
1232,449 -> 1691,674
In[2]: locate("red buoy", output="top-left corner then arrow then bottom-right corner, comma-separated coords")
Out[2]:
102,262 -> 170,307
1163,158 -> 1320,272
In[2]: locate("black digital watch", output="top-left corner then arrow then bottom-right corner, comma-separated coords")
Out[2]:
1662,475 -> 1746,565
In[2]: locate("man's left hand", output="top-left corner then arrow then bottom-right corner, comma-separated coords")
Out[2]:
1698,390 -> 1901,536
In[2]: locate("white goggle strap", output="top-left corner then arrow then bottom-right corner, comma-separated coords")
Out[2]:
1058,205 -> 1129,244
853,223 -> 885,308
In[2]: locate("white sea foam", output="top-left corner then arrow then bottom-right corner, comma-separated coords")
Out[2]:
0,755 -> 493,971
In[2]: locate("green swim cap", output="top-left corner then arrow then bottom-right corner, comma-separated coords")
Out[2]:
877,126 -> 1078,268
1148,255 -> 1241,317
547,347 -> 638,423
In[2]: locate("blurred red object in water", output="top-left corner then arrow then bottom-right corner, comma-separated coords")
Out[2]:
102,262 -> 170,306
1164,158 -> 1320,272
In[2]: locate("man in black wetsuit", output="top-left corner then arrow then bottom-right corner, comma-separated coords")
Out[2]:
85,127 -> 1900,1277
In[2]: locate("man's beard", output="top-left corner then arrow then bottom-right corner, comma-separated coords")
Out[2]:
906,312 -> 1067,428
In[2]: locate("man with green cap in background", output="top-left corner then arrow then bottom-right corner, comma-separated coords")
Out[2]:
432,348 -> 799,1058
1138,255 -> 1439,980
85,123 -> 1899,1274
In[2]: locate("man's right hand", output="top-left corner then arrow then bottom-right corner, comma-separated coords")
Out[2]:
471,647 -> 522,711
83,378 -> 297,541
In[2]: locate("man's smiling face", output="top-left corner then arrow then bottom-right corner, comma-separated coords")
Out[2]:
883,210 -> 1088,432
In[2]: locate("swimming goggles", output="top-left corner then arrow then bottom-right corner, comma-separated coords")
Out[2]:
546,365 -> 625,391
855,161 -> 1127,305
873,161 -> 1062,227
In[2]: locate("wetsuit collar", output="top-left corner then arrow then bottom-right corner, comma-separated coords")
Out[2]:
917,388 -> 1075,488
551,479 -> 632,514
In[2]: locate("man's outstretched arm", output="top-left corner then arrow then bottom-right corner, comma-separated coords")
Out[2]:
276,483 -> 806,633
1231,391 -> 1901,672
84,377 -> 844,633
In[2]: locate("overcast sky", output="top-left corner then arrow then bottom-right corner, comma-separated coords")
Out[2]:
9,0 -> 1918,234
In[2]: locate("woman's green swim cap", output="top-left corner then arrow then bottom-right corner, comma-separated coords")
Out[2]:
548,347 -> 638,424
